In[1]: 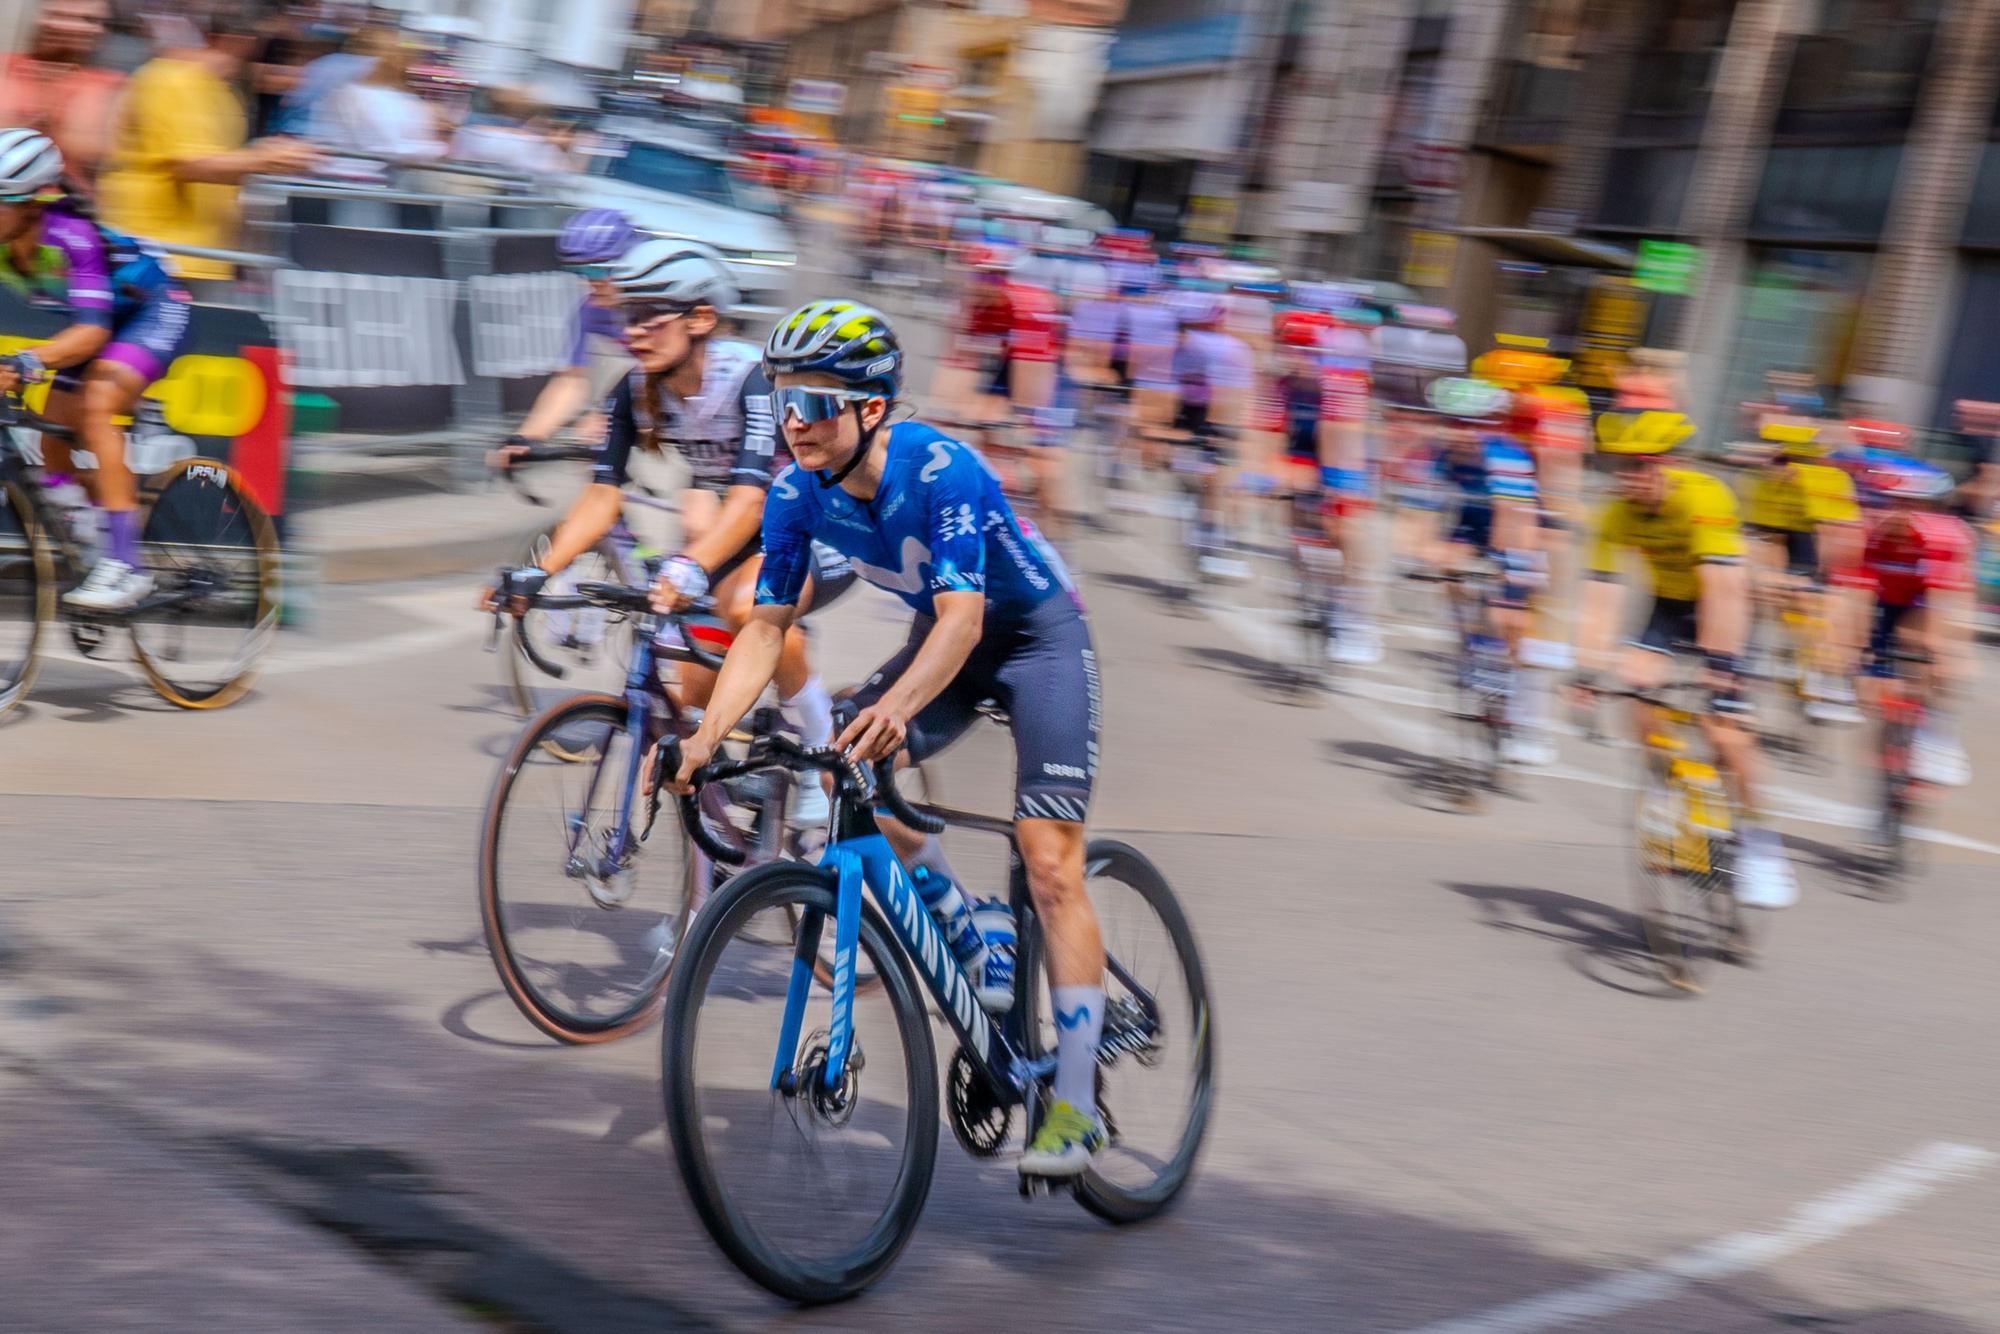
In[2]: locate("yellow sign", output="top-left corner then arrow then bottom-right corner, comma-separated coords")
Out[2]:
0,336 -> 263,436
1402,229 -> 1457,288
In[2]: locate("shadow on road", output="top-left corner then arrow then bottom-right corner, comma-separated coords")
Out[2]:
1784,829 -> 1900,899
1090,569 -> 1198,615
1440,881 -> 1690,999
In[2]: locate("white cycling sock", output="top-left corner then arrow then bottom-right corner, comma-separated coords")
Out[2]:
779,676 -> 834,749
1051,985 -> 1106,1112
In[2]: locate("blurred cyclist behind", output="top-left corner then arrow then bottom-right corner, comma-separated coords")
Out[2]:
0,128 -> 193,610
1578,410 -> 1799,908
1318,305 -> 1384,663
494,208 -> 639,455
1166,285 -> 1254,581
1844,457 -> 1978,795
1741,420 -> 1864,722
489,239 -> 837,761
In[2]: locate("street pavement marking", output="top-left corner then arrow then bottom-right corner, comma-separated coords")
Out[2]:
1402,1141 -> 1995,1334
1202,600 -> 2000,858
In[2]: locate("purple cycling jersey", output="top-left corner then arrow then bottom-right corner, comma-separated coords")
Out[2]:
567,298 -> 625,368
10,208 -> 116,328
1068,297 -> 1119,345
1174,329 -> 1254,405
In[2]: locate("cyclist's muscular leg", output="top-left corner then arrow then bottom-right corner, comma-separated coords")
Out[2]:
77,361 -> 147,512
1018,817 -> 1104,988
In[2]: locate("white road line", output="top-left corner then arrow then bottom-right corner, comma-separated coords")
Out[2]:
1403,1141 -> 1995,1334
1203,599 -> 2000,857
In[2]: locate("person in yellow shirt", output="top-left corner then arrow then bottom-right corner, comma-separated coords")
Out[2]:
1742,421 -> 1864,720
97,6 -> 316,287
1577,410 -> 1799,911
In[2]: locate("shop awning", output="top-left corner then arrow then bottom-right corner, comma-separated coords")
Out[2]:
1456,226 -> 1635,271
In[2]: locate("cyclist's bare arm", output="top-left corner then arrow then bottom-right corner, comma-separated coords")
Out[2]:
1577,576 -> 1624,670
15,322 -> 112,376
685,603 -> 797,758
540,483 -> 625,577
1695,560 -> 1750,657
513,367 -> 594,443
680,483 -> 765,574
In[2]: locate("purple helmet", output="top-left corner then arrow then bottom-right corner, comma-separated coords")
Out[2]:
556,208 -> 640,266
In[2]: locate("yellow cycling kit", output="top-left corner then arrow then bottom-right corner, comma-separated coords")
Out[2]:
1590,467 -> 1746,602
1744,461 -> 1860,533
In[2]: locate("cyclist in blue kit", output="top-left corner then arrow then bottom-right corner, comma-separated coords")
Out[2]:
671,299 -> 1111,1179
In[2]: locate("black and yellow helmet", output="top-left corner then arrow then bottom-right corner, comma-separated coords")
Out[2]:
763,299 -> 903,397
1596,409 -> 1695,455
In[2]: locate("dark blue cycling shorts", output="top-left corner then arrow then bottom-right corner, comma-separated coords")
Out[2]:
854,597 -> 1099,823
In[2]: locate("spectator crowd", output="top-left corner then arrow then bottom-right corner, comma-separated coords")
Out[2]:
1,0 -> 585,281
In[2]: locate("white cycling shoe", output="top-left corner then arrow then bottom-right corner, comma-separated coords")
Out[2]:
1329,624 -> 1383,666
1501,734 -> 1558,767
1734,831 -> 1800,909
1910,730 -> 1971,787
63,558 -> 154,612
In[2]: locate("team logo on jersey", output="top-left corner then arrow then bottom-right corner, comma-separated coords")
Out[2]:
920,440 -> 954,483
770,466 -> 799,501
848,536 -> 934,595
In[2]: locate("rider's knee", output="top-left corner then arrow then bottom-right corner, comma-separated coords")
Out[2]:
79,373 -> 128,423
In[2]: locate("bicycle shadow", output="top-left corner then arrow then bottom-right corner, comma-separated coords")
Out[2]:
1784,829 -> 1899,900
1439,881 -> 1688,999
1323,739 -> 1530,815
1180,643 -> 1320,703
1091,569 -> 1201,616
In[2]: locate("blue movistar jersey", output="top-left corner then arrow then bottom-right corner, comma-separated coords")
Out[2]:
757,421 -> 1076,625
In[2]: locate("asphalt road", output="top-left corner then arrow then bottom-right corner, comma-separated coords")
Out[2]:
5,478 -> 2000,1331
6,247 -> 2000,1330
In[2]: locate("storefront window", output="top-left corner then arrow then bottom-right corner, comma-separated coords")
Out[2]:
1718,249 -> 1873,420
1750,143 -> 1904,241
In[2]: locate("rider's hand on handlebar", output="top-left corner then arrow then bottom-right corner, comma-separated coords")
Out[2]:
481,565 -> 547,616
837,699 -> 909,763
669,731 -> 717,794
487,434 -> 531,473
649,554 -> 709,613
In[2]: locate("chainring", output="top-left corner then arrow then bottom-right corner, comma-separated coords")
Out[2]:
946,1047 -> 1013,1158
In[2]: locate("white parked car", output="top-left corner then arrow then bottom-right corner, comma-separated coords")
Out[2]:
560,119 -> 797,312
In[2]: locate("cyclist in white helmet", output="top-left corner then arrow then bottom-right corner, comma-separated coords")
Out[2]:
489,239 -> 842,766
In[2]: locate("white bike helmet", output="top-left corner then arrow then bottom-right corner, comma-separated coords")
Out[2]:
0,128 -> 63,198
607,238 -> 740,310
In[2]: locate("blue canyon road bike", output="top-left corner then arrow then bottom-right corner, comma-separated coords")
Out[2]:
659,733 -> 1214,1303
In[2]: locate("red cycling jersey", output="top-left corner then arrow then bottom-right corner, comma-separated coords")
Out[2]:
955,280 -> 1060,366
1847,511 -> 1974,606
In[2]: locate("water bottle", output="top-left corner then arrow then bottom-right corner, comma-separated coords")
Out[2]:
910,865 -> 986,977
969,898 -> 1016,1013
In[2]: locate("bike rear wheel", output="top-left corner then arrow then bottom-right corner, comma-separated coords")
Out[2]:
662,862 -> 938,1304
0,480 -> 52,719
480,694 -> 695,1042
130,458 -> 279,709
1019,840 -> 1213,1224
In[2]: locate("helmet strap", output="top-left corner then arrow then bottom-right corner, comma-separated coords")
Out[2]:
817,402 -> 882,489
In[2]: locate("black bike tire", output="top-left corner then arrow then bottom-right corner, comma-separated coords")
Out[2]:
130,458 -> 280,710
1632,771 -> 1717,992
479,693 -> 691,1043
661,861 -> 939,1304
0,479 -> 52,719
1018,840 -> 1214,1226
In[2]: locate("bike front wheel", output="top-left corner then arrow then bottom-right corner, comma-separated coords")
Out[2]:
1019,840 -> 1213,1224
130,458 -> 280,709
479,694 -> 695,1042
0,479 -> 52,719
662,862 -> 938,1304
1632,769 -> 1736,992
